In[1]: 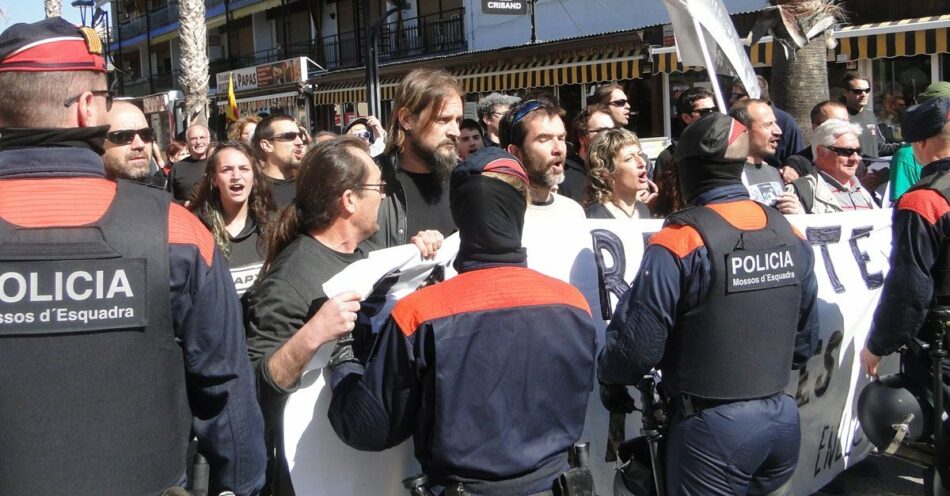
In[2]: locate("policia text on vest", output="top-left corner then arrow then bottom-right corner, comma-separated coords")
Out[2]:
0,258 -> 146,332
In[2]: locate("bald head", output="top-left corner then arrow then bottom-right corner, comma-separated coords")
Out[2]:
186,124 -> 211,159
102,101 -> 153,180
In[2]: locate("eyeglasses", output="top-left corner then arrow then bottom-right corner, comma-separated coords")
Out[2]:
490,111 -> 506,118
63,90 -> 115,111
351,130 -> 372,141
587,127 -> 613,135
608,99 -> 629,107
265,131 -> 303,142
729,92 -> 748,101
106,127 -> 156,145
691,107 -> 716,116
823,145 -> 861,157
849,88 -> 871,95
357,181 -> 387,195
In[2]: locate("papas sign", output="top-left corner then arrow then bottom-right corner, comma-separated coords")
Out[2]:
482,0 -> 527,15
215,57 -> 306,93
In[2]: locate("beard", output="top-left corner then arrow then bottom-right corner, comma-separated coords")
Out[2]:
408,134 -> 457,183
524,154 -> 563,189
104,154 -> 150,181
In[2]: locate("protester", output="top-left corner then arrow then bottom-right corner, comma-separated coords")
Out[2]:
501,97 -> 586,222
0,17 -> 265,495
877,82 -> 906,144
729,76 -> 805,169
371,68 -> 464,248
101,100 -> 163,187
328,146 -> 597,495
781,100 -> 850,184
344,115 -> 387,157
168,123 -> 213,202
591,83 -> 632,128
457,118 -> 484,161
245,136 -> 441,495
584,128 -> 652,220
860,95 -> 950,494
189,142 -> 276,296
654,87 -> 717,183
253,113 -> 305,208
729,98 -> 802,214
599,112 -> 818,495
787,119 -> 877,214
228,114 -> 261,145
476,91 -> 520,147
560,103 -> 613,203
842,71 -> 902,159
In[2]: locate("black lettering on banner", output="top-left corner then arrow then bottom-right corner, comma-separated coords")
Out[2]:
591,229 -> 629,320
806,226 -> 845,293
725,246 -> 799,293
0,258 -> 147,335
814,330 -> 843,398
849,226 -> 884,290
813,415 -> 865,477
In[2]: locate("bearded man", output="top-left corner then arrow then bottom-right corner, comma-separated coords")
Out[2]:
370,68 -> 463,248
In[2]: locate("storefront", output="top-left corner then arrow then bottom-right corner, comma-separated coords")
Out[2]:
141,90 -> 185,146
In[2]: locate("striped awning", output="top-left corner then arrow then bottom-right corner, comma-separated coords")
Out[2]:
311,49 -> 646,105
835,15 -> 950,61
651,49 -> 703,74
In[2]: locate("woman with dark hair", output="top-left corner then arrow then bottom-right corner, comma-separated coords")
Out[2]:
189,141 -> 276,295
584,128 -> 652,220
649,158 -> 687,218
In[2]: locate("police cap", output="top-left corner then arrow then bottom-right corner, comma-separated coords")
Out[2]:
901,96 -> 950,143
674,112 -> 749,202
0,17 -> 106,73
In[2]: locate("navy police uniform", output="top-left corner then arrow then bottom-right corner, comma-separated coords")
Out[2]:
599,113 -> 819,495
865,96 -> 950,489
329,148 -> 597,495
0,19 -> 265,495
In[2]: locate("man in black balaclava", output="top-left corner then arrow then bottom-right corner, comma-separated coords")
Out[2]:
329,146 -> 598,495
599,112 -> 819,495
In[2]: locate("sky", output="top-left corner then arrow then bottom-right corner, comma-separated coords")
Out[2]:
2,1 -> 106,28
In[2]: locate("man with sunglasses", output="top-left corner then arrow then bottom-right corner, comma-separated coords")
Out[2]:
842,71 -> 902,160
654,87 -> 717,184
253,113 -> 305,208
861,96 -> 950,494
167,123 -> 213,202
787,119 -> 877,214
559,103 -> 613,203
0,17 -> 265,495
102,100 -> 164,188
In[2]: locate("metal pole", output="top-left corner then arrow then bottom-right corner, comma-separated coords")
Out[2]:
529,0 -> 536,44
362,0 -> 377,117
692,18 -> 726,113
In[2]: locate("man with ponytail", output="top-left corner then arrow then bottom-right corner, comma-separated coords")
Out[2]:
245,136 -> 442,495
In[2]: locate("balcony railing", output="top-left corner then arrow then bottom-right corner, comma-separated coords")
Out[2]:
321,7 -> 466,69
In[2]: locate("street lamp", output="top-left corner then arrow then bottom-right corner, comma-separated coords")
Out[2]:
363,0 -> 410,119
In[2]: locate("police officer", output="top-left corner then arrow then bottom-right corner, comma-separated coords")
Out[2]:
861,95 -> 950,491
598,112 -> 819,495
328,147 -> 598,495
0,18 -> 265,495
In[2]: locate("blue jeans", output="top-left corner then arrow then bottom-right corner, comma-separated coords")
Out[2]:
664,394 -> 800,495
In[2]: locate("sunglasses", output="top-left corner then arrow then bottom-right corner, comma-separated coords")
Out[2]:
608,99 -> 629,107
691,107 -> 716,116
106,127 -> 156,145
352,130 -> 372,141
64,89 -> 115,111
823,145 -> 861,157
849,88 -> 871,95
265,131 -> 303,142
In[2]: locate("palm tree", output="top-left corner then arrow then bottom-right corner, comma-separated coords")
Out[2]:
178,0 -> 209,126
45,0 -> 61,18
766,0 -> 844,143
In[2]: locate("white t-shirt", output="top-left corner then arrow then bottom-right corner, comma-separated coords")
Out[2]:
525,193 -> 586,225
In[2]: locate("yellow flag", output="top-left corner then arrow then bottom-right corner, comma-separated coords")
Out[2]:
227,74 -> 239,122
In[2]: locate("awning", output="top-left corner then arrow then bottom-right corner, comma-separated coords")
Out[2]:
650,48 -> 703,74
835,15 -> 950,61
311,49 -> 646,105
215,91 -> 299,114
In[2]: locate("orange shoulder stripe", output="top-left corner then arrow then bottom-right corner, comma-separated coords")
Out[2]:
706,200 -> 767,230
168,204 -> 215,267
898,189 -> 950,226
649,225 -> 704,258
0,178 -> 115,226
391,266 -> 591,337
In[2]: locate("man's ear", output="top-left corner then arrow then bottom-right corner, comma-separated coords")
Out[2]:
397,109 -> 416,133
76,91 -> 100,128
341,189 -> 358,215
260,138 -> 275,153
507,144 -> 523,161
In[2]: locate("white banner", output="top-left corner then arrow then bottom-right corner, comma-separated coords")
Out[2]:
284,210 -> 892,495
663,0 -> 761,102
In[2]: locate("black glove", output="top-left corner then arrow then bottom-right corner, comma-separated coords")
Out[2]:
600,383 -> 636,414
327,332 -> 358,371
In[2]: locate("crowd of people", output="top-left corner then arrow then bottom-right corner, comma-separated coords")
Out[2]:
5,14 -> 950,496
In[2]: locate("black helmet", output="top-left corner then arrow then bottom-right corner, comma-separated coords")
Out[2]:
857,374 -> 933,451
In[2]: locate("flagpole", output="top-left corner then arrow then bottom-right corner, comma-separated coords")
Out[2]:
692,18 -> 728,113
